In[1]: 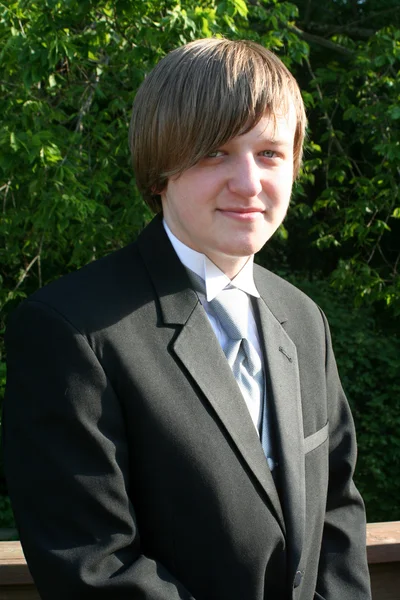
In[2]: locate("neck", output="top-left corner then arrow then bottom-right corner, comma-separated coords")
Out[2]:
205,254 -> 251,280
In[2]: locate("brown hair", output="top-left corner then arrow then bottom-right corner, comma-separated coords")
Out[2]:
129,38 -> 307,213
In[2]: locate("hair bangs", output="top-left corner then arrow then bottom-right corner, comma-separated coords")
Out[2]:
162,45 -> 290,177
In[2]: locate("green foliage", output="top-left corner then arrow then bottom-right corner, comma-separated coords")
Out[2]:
292,21 -> 400,313
0,493 -> 15,530
0,0 -> 308,533
0,0 -> 399,529
0,0 -> 305,314
286,275 -> 400,522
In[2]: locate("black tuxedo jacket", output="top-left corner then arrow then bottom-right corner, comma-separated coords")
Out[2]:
3,216 -> 371,600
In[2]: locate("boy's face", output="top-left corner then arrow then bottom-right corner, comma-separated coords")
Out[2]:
161,107 -> 296,278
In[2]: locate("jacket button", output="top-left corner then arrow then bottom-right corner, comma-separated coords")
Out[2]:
293,570 -> 303,588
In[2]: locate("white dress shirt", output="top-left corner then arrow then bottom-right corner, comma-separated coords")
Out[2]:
163,220 -> 264,433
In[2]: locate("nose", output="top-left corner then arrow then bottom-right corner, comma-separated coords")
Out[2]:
228,154 -> 263,198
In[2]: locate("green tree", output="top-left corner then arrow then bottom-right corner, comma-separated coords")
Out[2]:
0,0 -> 308,530
276,0 -> 400,311
1,0 -> 399,528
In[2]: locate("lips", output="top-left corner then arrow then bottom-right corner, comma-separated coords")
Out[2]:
217,207 -> 265,221
219,207 -> 264,213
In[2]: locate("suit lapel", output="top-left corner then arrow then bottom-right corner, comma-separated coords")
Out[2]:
137,217 -> 285,531
254,267 -> 306,575
173,303 -> 285,530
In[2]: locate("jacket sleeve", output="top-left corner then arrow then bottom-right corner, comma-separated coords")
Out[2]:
3,299 -> 195,600
315,309 -> 371,599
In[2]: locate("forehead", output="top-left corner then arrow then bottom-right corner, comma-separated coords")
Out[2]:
229,104 -> 297,147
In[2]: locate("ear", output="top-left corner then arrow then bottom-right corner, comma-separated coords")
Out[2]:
151,177 -> 168,196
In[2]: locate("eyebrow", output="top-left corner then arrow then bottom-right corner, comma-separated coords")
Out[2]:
256,136 -> 292,146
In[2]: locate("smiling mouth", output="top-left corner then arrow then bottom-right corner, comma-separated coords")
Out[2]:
217,208 -> 264,220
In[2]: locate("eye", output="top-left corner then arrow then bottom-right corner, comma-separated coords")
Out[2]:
206,150 -> 224,158
260,150 -> 277,158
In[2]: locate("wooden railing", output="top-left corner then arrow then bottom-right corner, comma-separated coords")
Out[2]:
366,522 -> 400,600
1,522 -> 399,599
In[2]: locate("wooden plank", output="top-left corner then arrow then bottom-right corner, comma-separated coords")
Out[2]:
0,543 -> 34,586
366,521 -> 400,564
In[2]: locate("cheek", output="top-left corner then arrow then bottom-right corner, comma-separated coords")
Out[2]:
274,171 -> 293,203
173,195 -> 203,232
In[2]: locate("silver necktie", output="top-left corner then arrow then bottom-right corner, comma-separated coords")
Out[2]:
209,286 -> 265,418
188,270 -> 277,473
188,270 -> 264,432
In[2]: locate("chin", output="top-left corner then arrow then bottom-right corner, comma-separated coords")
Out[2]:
235,236 -> 272,257
222,244 -> 263,259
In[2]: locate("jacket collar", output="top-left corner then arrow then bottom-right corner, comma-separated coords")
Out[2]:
137,214 -> 198,326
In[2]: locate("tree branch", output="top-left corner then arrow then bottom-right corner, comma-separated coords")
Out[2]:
304,22 -> 375,39
60,57 -> 108,167
393,251 -> 400,276
367,215 -> 392,267
2,180 -> 12,214
248,2 -> 355,56
8,235 -> 45,299
289,25 -> 354,56
305,59 -> 362,178
338,5 -> 400,28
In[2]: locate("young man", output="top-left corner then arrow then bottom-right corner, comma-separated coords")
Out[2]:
4,39 -> 371,599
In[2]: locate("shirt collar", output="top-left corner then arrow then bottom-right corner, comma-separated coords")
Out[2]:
163,220 -> 260,301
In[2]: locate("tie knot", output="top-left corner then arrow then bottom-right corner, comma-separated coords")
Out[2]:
210,286 -> 249,341
185,268 -> 249,341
